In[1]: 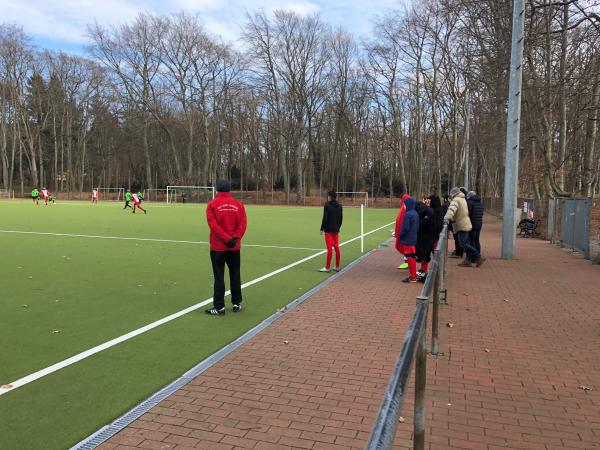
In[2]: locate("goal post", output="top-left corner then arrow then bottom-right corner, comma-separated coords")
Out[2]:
0,189 -> 13,200
94,187 -> 124,201
336,191 -> 369,208
166,186 -> 215,204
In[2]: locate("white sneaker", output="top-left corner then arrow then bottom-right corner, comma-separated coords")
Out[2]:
318,267 -> 331,273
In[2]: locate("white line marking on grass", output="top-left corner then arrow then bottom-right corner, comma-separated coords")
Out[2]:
0,230 -> 323,252
0,221 -> 394,396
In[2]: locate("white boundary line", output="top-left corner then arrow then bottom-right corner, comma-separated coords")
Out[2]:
0,230 -> 323,252
0,221 -> 394,397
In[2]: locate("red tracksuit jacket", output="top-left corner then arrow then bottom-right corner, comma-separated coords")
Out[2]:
206,192 -> 247,251
394,194 -> 410,253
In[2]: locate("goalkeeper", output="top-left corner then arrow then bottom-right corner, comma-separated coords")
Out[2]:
205,179 -> 247,316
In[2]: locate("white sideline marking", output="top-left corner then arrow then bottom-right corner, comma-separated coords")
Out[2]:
0,230 -> 323,252
0,221 -> 394,396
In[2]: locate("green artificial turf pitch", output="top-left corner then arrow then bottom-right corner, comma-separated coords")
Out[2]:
0,199 -> 395,449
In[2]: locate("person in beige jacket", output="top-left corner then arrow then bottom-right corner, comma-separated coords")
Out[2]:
444,187 -> 486,267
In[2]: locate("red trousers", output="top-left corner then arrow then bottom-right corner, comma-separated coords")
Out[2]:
324,232 -> 340,269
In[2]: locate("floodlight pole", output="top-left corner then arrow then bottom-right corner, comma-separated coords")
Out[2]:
501,0 -> 525,260
463,91 -> 471,191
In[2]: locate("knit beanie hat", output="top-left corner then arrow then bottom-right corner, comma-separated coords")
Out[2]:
216,179 -> 231,192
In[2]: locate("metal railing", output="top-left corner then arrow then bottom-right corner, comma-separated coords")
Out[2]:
365,224 -> 449,450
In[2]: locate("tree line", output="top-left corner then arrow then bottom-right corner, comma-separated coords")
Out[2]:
1,0 -> 599,206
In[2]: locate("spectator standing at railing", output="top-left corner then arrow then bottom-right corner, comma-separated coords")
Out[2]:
399,197 -> 420,283
444,187 -> 486,267
415,200 -> 436,282
444,194 -> 462,259
394,194 -> 411,270
429,194 -> 444,249
467,191 -> 484,254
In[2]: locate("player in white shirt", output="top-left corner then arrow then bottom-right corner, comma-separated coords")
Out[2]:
41,188 -> 49,205
91,189 -> 98,204
131,192 -> 146,214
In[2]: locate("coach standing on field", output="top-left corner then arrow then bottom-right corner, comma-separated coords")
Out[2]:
319,190 -> 343,273
205,179 -> 247,316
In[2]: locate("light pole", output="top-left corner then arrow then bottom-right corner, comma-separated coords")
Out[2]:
501,0 -> 525,259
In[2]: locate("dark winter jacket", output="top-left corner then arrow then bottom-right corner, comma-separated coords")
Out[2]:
206,192 -> 248,251
467,194 -> 484,230
320,200 -> 343,233
428,195 -> 444,236
415,202 -> 436,263
399,197 -> 419,246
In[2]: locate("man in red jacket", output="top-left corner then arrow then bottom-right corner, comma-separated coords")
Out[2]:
394,194 -> 410,269
205,179 -> 247,315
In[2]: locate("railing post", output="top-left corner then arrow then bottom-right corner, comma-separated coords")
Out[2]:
413,297 -> 428,450
431,257 -> 440,356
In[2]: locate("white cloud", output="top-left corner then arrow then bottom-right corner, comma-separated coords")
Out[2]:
0,0 -> 405,51
277,2 -> 320,15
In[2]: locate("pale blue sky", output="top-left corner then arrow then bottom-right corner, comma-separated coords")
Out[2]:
0,0 -> 404,54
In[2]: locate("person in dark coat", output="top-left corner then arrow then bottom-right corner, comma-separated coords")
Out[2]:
319,191 -> 343,272
398,197 -> 419,283
415,201 -> 436,282
428,194 -> 444,238
467,191 -> 484,254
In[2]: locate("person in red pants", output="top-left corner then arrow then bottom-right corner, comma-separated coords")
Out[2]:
319,191 -> 343,273
394,194 -> 411,269
398,197 -> 420,283
131,192 -> 146,214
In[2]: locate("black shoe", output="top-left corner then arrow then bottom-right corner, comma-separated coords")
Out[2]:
144,210 -> 147,214
205,307 -> 225,315
233,304 -> 242,312
402,277 -> 419,283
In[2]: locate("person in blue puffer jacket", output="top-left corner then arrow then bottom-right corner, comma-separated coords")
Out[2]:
398,197 -> 420,283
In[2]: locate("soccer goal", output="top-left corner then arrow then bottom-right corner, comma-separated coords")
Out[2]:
166,186 -> 215,204
95,187 -> 124,201
336,191 -> 369,208
143,188 -> 168,202
0,189 -> 13,200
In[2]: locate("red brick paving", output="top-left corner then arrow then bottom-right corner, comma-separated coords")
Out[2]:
99,217 -> 600,450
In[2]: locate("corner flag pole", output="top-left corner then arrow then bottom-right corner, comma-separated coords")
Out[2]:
501,0 -> 525,259
361,204 -> 364,253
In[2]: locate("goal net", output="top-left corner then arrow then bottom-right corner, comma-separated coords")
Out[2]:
336,191 -> 369,208
143,188 -> 168,202
0,189 -> 12,199
95,187 -> 124,201
166,186 -> 215,204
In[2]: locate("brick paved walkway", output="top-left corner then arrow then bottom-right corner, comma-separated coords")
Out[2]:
98,218 -> 600,450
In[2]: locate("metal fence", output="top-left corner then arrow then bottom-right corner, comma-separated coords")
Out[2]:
548,197 -> 592,259
365,224 -> 449,450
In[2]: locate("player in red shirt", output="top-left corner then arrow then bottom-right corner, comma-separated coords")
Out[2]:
131,192 -> 146,214
205,179 -> 247,315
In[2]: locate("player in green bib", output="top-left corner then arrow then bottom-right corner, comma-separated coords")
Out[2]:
31,188 -> 39,204
124,190 -> 132,209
